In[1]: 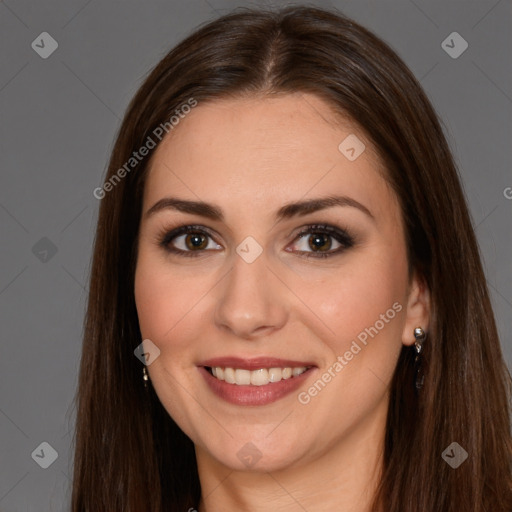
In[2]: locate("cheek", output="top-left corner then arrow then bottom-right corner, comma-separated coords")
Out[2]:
134,256 -> 209,430
295,252 -> 408,428
306,244 -> 408,367
134,255 -> 205,348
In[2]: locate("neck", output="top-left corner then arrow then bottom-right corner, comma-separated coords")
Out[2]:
196,399 -> 387,512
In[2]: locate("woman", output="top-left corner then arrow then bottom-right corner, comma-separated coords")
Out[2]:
72,5 -> 512,511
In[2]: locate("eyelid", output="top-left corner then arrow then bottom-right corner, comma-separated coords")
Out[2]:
157,223 -> 356,258
289,224 -> 355,258
158,224 -> 221,256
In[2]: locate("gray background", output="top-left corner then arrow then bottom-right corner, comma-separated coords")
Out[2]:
0,0 -> 510,510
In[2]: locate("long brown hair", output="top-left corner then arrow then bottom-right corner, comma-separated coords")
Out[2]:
71,5 -> 512,511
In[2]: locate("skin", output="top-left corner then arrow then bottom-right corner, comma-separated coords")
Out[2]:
134,93 -> 430,512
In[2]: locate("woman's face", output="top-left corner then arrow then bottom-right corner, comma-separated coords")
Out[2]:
134,93 -> 429,472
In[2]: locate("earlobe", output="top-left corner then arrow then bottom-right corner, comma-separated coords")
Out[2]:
401,272 -> 430,347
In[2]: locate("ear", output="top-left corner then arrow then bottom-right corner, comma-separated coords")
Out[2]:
401,271 -> 430,347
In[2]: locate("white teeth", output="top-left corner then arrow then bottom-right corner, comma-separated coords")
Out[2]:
224,367 -> 236,384
235,369 -> 251,385
210,366 -> 308,385
250,369 -> 268,386
268,367 -> 282,382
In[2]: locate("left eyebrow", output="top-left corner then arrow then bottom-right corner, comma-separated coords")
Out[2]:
144,194 -> 374,222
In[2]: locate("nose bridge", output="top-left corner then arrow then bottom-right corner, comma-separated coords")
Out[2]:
214,246 -> 287,338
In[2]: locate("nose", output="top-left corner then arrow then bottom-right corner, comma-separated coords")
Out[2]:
213,250 -> 288,340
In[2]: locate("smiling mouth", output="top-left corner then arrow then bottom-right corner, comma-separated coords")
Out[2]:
205,366 -> 311,386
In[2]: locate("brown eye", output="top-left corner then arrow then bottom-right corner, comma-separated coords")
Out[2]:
184,232 -> 209,250
308,233 -> 333,252
290,224 -> 355,259
160,225 -> 222,257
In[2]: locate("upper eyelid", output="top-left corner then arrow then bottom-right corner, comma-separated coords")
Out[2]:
164,223 -> 347,238
161,223 -> 354,249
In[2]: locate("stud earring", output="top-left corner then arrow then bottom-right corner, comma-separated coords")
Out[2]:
142,366 -> 149,389
413,326 -> 426,390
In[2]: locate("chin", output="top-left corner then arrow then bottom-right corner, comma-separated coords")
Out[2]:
197,429 -> 312,473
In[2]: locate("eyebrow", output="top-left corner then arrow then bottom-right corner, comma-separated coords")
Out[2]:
145,195 -> 374,222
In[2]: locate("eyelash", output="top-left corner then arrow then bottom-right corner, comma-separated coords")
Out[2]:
293,224 -> 356,259
157,223 -> 355,259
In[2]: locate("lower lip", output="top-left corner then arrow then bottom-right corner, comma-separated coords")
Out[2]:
198,366 -> 315,406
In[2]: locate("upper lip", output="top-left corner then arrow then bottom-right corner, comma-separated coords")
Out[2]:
199,357 -> 316,370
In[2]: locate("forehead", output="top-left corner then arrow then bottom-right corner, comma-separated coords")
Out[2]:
143,93 -> 393,220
